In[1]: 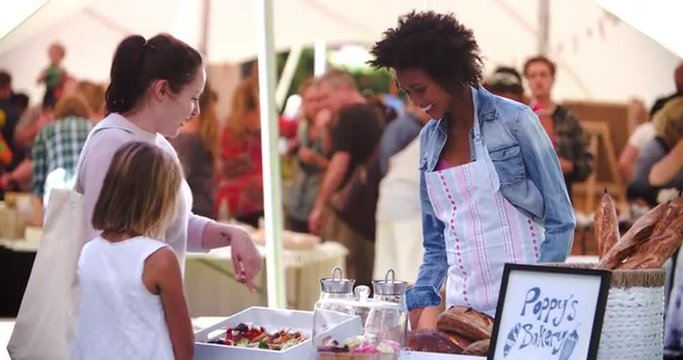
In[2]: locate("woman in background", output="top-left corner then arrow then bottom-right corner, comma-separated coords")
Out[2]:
627,98 -> 683,207
216,78 -> 264,227
286,78 -> 329,232
170,83 -> 220,219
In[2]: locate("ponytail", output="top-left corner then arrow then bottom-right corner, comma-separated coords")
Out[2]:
105,35 -> 146,113
105,33 -> 203,114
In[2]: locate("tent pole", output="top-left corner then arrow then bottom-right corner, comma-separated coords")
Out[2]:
314,40 -> 327,76
276,44 -> 304,111
256,0 -> 286,309
538,0 -> 550,55
199,0 -> 210,57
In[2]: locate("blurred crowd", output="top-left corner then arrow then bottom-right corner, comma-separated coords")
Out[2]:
1,41 -> 683,288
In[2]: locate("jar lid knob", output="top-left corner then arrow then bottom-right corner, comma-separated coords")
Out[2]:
385,269 -> 395,282
332,266 -> 343,281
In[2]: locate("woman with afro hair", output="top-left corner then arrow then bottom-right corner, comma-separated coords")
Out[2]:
369,11 -> 575,327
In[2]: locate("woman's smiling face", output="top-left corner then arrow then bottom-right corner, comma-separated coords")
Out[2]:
396,68 -> 453,120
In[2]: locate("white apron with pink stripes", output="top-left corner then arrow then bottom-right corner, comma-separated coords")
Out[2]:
424,104 -> 542,316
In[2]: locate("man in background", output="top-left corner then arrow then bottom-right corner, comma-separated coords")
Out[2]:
524,56 -> 593,198
309,69 -> 384,286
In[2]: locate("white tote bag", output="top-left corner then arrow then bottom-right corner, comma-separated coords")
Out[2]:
7,188 -> 87,360
7,125 -> 130,359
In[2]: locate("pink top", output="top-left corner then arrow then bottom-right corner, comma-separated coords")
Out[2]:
436,159 -> 451,171
75,113 -> 210,272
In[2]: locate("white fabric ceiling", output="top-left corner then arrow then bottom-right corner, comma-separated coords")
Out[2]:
0,0 -> 679,106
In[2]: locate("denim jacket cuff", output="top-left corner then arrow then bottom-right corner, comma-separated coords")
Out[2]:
406,285 -> 442,310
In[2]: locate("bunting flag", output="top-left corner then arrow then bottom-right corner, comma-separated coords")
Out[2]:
551,12 -> 616,57
556,42 -> 565,55
598,17 -> 606,39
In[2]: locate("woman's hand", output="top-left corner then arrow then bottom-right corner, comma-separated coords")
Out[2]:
228,226 -> 262,292
204,222 -> 262,291
409,306 -> 441,330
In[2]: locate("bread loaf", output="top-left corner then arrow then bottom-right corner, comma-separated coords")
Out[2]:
594,191 -> 619,258
463,339 -> 490,356
436,306 -> 494,341
597,202 -> 668,269
407,329 -> 467,354
440,331 -> 473,351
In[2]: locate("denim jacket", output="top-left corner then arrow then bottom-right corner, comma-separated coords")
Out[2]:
406,86 -> 575,310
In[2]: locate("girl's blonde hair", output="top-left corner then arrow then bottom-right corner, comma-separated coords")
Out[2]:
92,142 -> 182,239
225,78 -> 259,137
53,94 -> 91,120
653,97 -> 683,149
75,80 -> 106,116
195,82 -> 220,161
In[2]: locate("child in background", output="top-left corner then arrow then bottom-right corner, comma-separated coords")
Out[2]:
37,42 -> 67,109
71,142 -> 193,360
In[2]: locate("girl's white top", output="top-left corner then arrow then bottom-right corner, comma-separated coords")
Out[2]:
71,236 -> 174,360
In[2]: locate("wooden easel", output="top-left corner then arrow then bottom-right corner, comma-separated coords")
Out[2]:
573,121 -> 625,213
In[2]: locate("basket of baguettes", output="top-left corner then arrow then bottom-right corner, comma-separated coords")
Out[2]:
557,191 -> 683,359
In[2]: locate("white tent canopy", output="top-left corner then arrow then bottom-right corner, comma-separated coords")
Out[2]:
597,0 -> 683,59
1,0 -> 680,107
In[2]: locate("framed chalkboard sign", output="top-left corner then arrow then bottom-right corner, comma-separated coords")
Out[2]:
488,264 -> 611,360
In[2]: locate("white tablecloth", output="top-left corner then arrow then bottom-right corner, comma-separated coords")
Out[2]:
184,242 -> 348,316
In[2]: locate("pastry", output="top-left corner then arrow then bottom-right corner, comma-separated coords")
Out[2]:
207,322 -> 307,350
318,336 -> 399,360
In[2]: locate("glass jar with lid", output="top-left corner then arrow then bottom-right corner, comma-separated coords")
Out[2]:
367,269 -> 409,348
312,267 -> 357,347
313,268 -> 404,359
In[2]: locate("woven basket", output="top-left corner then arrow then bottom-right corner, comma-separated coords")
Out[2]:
547,263 -> 665,360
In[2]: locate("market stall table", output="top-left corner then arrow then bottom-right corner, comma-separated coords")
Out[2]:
184,241 -> 348,316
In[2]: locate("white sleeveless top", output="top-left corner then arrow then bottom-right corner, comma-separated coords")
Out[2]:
71,236 -> 174,360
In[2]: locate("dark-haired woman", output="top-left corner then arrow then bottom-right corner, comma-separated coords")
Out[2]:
370,12 -> 575,326
75,34 -> 261,290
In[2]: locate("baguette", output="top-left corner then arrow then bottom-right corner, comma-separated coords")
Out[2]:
436,306 -> 494,342
594,191 -> 619,258
597,202 -> 668,269
619,197 -> 683,269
